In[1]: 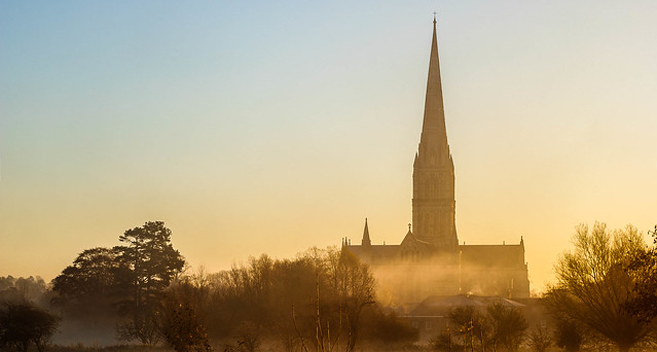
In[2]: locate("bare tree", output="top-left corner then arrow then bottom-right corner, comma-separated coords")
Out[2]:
205,247 -> 379,351
486,302 -> 527,352
544,222 -> 654,352
527,325 -> 551,352
160,276 -> 213,352
447,305 -> 488,351
332,248 -> 375,352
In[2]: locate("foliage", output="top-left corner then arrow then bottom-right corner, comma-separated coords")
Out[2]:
626,224 -> 657,323
553,319 -> 582,352
527,325 -> 552,352
361,307 -> 418,346
0,277 -> 48,304
544,222 -> 653,352
204,247 -> 380,352
117,221 -> 186,307
447,305 -> 488,351
234,321 -> 260,352
0,301 -> 60,352
486,302 -> 527,352
114,221 -> 185,345
221,321 -> 262,352
428,302 -> 526,352
115,307 -> 162,345
51,247 -> 129,316
51,221 -> 185,345
429,329 -> 453,352
162,304 -> 212,352
160,278 -> 213,352
333,248 -> 376,352
50,241 -> 398,350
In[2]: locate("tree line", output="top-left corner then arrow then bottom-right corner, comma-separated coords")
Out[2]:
420,222 -> 657,352
18,221 -> 415,352
429,302 -> 528,352
2,221 -> 657,352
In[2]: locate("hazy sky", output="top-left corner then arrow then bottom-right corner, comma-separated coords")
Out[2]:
1,0 -> 656,293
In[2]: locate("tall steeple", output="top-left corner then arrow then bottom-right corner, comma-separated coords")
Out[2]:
420,15 -> 449,146
412,17 -> 458,252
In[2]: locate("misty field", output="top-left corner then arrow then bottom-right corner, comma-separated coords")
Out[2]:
3,222 -> 657,352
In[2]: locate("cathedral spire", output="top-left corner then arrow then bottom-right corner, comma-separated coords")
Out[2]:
362,218 -> 371,246
420,15 -> 448,150
412,17 -> 458,252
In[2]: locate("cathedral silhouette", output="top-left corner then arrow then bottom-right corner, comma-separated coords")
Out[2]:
343,18 -> 530,305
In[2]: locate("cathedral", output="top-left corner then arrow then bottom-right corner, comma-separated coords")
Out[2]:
343,19 -> 530,305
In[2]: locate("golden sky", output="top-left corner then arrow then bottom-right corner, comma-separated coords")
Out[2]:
1,0 -> 656,293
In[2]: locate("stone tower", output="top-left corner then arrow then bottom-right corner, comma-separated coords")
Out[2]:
412,18 -> 458,252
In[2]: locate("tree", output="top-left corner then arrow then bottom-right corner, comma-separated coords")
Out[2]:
553,319 -> 582,352
429,329 -> 454,352
626,224 -> 657,322
486,302 -> 527,352
0,301 -> 60,352
160,277 -> 213,352
0,276 -> 48,304
51,222 -> 185,344
447,305 -> 488,351
361,307 -> 418,347
234,321 -> 261,352
329,248 -> 376,352
544,222 -> 653,352
527,325 -> 552,352
51,247 -> 129,316
118,221 -> 186,306
116,221 -> 186,345
200,247 -> 379,351
286,246 -> 376,352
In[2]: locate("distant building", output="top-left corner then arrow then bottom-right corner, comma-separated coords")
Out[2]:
343,18 -> 529,306
405,295 -> 528,342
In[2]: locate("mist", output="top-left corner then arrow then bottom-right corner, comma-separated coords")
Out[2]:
2,1 -> 657,352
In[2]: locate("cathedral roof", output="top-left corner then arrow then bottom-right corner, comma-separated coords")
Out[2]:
346,244 -> 400,263
460,244 -> 526,267
409,294 -> 526,316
